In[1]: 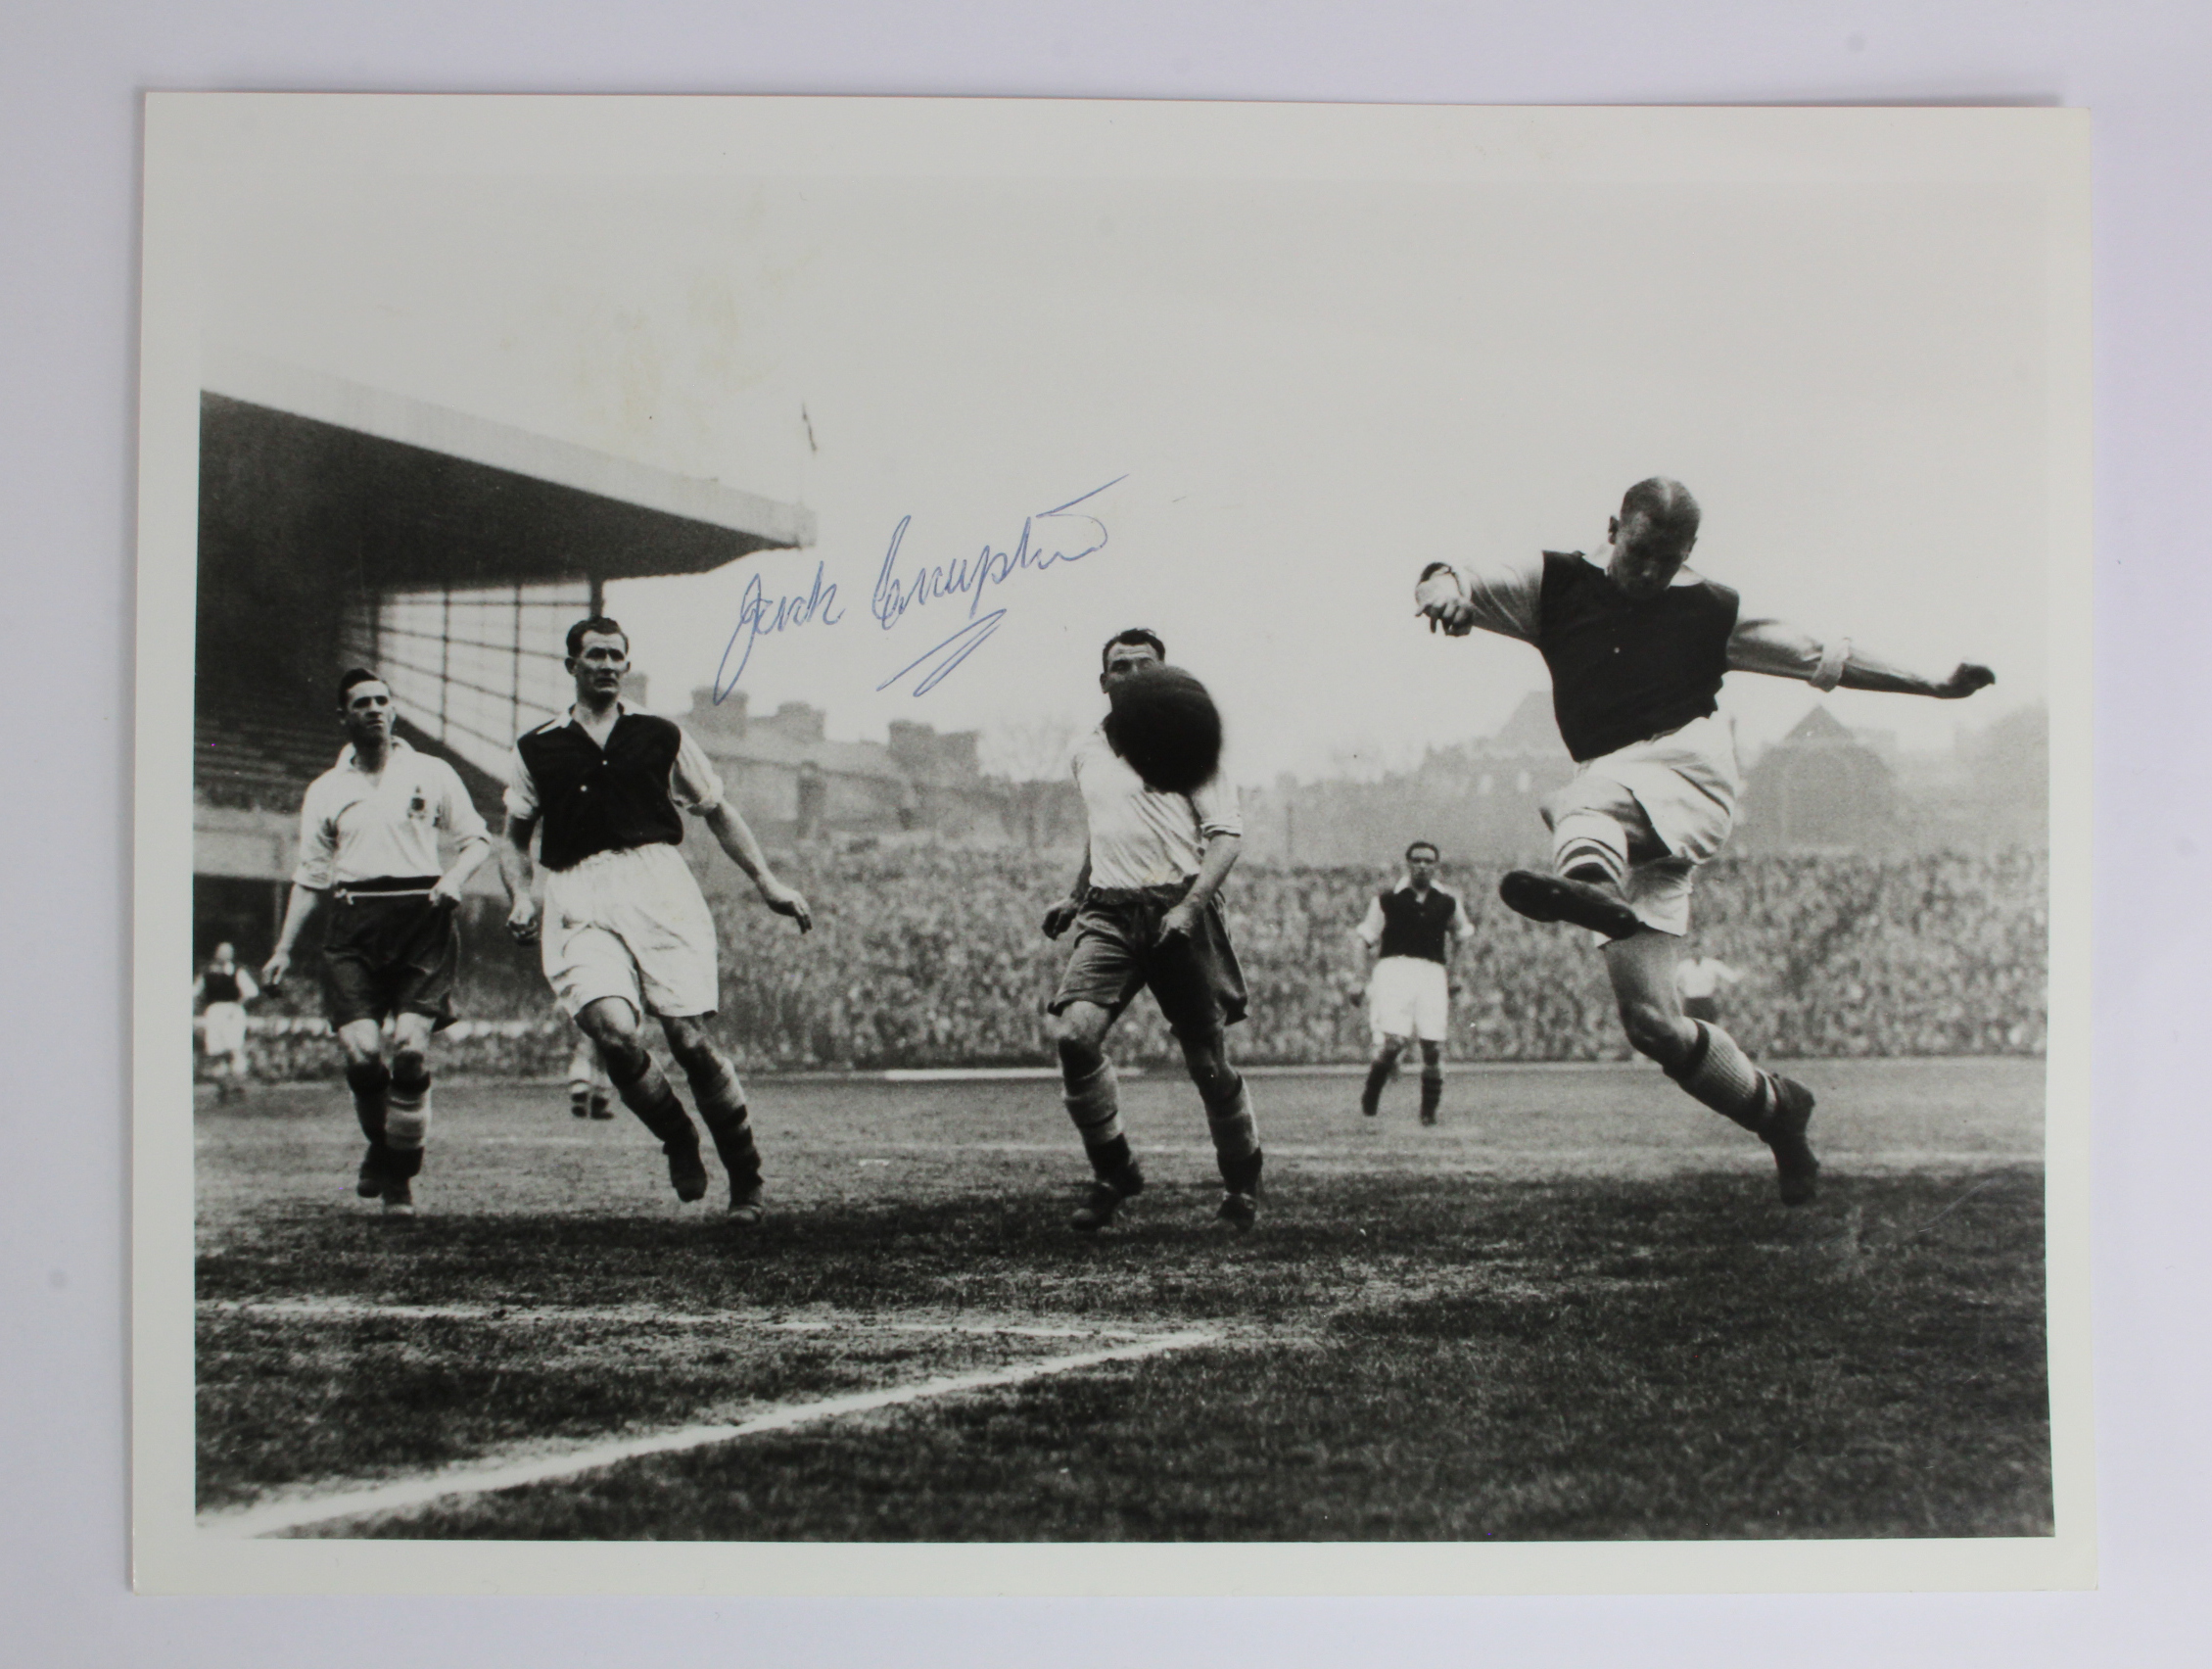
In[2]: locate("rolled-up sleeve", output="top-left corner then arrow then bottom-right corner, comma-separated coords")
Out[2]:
1727,617 -> 1851,691
1190,774 -> 1242,840
1417,556 -> 1545,643
437,763 -> 492,845
291,787 -> 337,890
503,745 -> 541,826
1355,895 -> 1387,947
670,726 -> 728,815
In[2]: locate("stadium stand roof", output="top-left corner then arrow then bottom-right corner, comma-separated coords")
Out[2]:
201,350 -> 816,593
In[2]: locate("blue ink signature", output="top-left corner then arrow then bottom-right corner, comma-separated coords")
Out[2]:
712,560 -> 844,700
874,610 -> 1009,697
870,477 -> 1124,696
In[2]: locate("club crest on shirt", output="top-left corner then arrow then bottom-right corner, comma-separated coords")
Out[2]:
408,787 -> 429,821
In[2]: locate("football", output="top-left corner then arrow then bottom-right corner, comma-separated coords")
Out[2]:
1106,665 -> 1223,794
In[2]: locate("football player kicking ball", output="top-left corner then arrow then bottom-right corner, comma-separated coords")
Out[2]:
1417,478 -> 1994,1205
1041,630 -> 1265,1231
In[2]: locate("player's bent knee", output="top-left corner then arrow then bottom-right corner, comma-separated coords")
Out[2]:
390,1047 -> 430,1095
1619,1001 -> 1686,1063
1056,1033 -> 1105,1078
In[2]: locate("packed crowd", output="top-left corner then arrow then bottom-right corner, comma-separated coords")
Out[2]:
206,846 -> 2048,1078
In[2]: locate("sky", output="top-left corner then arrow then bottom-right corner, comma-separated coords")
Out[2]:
200,143 -> 2052,784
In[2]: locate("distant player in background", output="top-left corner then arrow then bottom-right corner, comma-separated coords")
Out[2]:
1040,630 -> 1265,1231
194,942 -> 259,1101
1417,477 -> 1994,1205
262,670 -> 495,1215
565,1018 -> 615,1120
500,616 -> 812,1224
1674,949 -> 1744,1027
1350,841 -> 1474,1125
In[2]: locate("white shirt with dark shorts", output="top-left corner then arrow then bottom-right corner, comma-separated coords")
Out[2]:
506,706 -> 728,1021
1048,727 -> 1247,1036
294,738 -> 489,1028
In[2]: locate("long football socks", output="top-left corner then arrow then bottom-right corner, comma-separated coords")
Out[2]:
1202,1073 -> 1263,1195
1418,1063 -> 1443,1125
1061,1055 -> 1136,1178
383,1049 -> 433,1180
603,1046 -> 707,1204
681,1048 -> 762,1191
1360,1051 -> 1395,1118
1667,1020 -> 1773,1133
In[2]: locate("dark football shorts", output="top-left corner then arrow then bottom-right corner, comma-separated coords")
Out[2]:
1048,882 -> 1248,1038
321,878 -> 461,1031
1681,995 -> 1721,1025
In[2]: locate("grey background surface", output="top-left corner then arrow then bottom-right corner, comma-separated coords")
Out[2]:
5,2 -> 2201,1663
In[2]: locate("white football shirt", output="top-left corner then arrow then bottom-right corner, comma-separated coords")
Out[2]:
1071,725 -> 1242,890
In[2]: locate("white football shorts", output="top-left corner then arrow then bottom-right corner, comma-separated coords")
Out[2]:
1368,956 -> 1450,1043
1542,714 -> 1739,939
541,843 -> 720,1021
201,1001 -> 248,1057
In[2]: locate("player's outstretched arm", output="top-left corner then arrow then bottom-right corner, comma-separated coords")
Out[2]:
701,800 -> 813,932
1728,617 -> 1994,700
1837,649 -> 1996,700
262,883 -> 327,988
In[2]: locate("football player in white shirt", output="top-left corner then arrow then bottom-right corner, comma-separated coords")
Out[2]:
262,670 -> 495,1214
1040,630 -> 1263,1231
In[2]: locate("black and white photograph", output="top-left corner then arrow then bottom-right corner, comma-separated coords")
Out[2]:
131,95 -> 2089,1593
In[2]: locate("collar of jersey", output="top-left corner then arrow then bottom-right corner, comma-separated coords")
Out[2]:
338,735 -> 414,771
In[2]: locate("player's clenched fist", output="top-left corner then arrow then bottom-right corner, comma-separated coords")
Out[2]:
506,897 -> 541,945
1041,898 -> 1081,940
1414,563 -> 1476,636
1935,663 -> 1997,699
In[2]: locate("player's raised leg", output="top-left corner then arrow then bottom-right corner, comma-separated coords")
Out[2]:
1052,1000 -> 1144,1231
661,1015 -> 765,1223
1500,776 -> 1644,940
577,994 -> 709,1203
1604,930 -> 1817,1205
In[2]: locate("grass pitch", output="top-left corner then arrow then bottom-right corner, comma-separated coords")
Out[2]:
195,1060 -> 2048,1541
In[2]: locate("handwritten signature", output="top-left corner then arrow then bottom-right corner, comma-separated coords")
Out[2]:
712,560 -> 844,701
713,477 -> 1123,702
872,476 -> 1124,695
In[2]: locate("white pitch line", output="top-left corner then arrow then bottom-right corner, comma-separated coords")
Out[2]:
204,1327 -> 1221,1540
198,1298 -> 1127,1339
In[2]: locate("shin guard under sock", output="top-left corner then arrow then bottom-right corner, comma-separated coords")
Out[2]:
606,1052 -> 701,1152
682,1051 -> 761,1184
1062,1058 -> 1126,1167
1203,1073 -> 1262,1190
1667,1021 -> 1772,1132
344,1058 -> 391,1147
1361,1057 -> 1393,1115
384,1053 -> 432,1179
